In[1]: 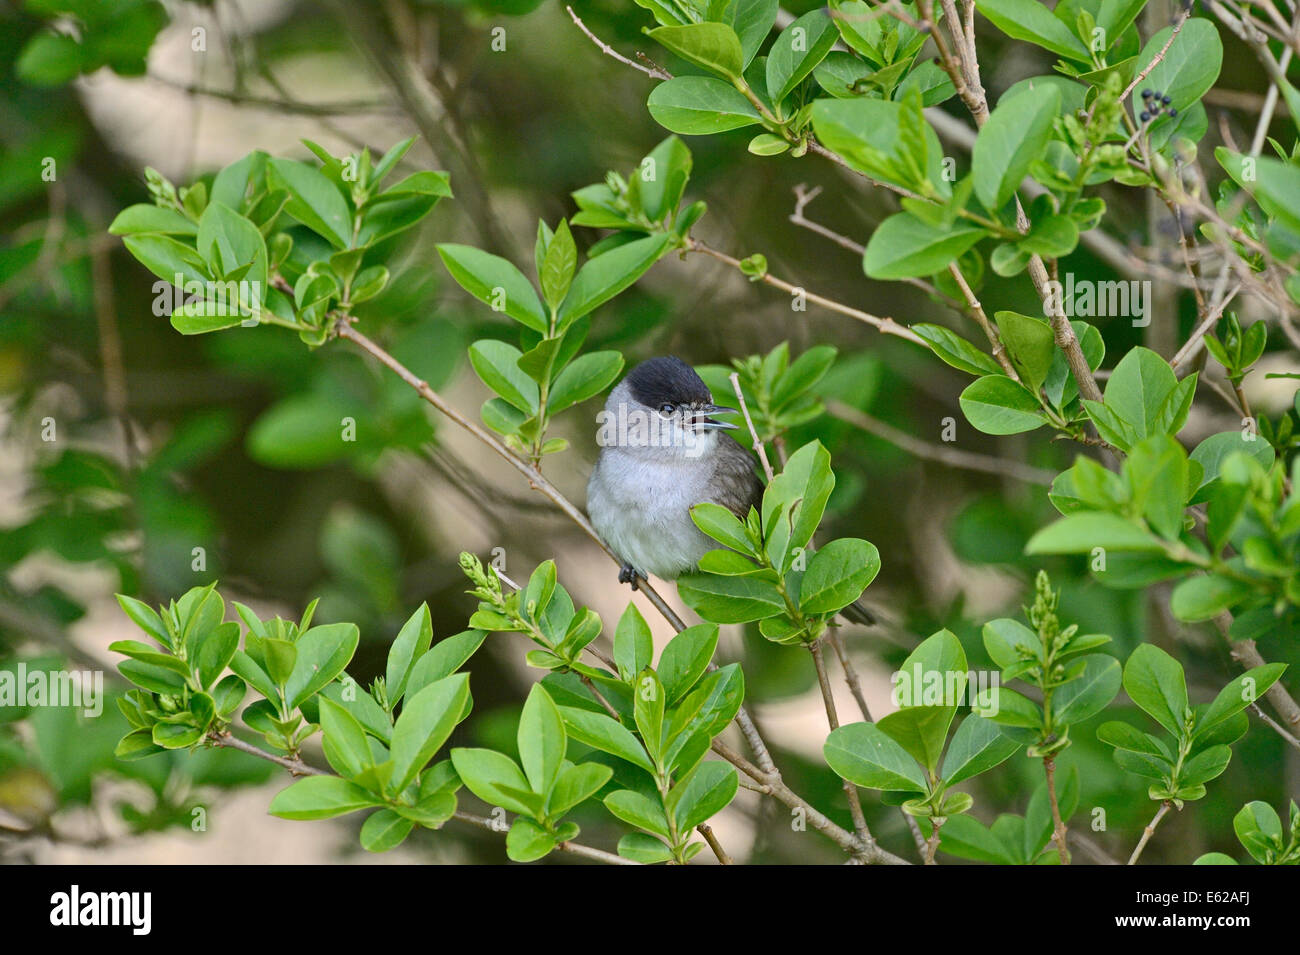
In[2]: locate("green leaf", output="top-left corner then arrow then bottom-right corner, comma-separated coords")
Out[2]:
267,158 -> 351,249
1170,574 -> 1256,622
1123,644 -> 1188,737
152,722 -> 202,749
959,375 -> 1046,435
556,233 -> 672,328
765,9 -> 838,104
16,32 -> 83,86
811,97 -> 950,196
941,713 -> 1021,784
1052,655 -> 1122,724
974,0 -> 1090,60
864,212 -> 986,280
605,789 -> 671,837
1180,744 -> 1232,787
636,135 -> 693,222
1097,0 -> 1147,40
690,502 -> 754,554
469,339 -> 540,413
404,630 -> 488,700
319,697 -> 375,778
677,570 -> 786,624
386,603 -> 434,705
1233,801 -> 1283,863
614,604 -> 654,682
618,832 -> 674,863
1190,432 -> 1275,489
369,136 -> 417,188
633,668 -> 666,762
649,23 -> 745,79
122,234 -> 209,289
1102,346 -> 1178,441
973,83 -> 1062,210
540,218 -> 577,310
1137,18 -> 1222,114
269,776 -> 377,820
547,762 -> 614,817
717,0 -> 779,69
506,816 -> 556,862
994,311 -> 1055,392
824,722 -> 928,791
659,624 -> 720,704
559,706 -> 655,773
518,684 -> 566,796
667,760 -> 737,830
449,748 -> 536,816
285,623 -> 359,710
877,706 -> 954,773
912,324 -> 1002,376
547,351 -> 624,413
116,594 -> 172,648
1196,664 -> 1287,739
982,618 -> 1040,670
799,538 -> 881,614
360,809 -> 414,852
762,439 -> 835,567
390,673 -> 472,794
1026,512 -> 1165,554
1097,720 -> 1170,759
437,244 -> 548,333
109,204 -> 199,237
1125,434 -> 1190,539
647,76 -> 761,135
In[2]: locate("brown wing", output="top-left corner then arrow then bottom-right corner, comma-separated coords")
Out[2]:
710,434 -> 764,520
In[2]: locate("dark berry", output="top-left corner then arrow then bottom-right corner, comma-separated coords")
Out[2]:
1161,95 -> 1171,105
1142,89 -> 1153,98
1169,108 -> 1178,117
1140,110 -> 1151,121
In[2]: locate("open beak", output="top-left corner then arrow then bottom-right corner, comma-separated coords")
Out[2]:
691,404 -> 739,431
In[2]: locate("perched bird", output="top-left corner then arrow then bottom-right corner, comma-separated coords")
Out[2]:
587,356 -> 874,625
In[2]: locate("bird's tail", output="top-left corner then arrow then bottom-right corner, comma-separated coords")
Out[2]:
840,600 -> 876,627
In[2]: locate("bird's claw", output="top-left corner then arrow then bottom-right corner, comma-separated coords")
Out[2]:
618,563 -> 640,590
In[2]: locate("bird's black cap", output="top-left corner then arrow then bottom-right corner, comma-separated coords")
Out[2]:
625,356 -> 712,408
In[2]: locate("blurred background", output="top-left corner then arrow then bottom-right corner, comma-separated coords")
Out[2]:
1,0 -> 1296,864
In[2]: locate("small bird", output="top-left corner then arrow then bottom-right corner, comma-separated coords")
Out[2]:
587,356 -> 874,625
587,356 -> 759,584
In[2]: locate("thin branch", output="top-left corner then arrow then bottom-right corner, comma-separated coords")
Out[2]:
685,238 -> 927,346
1071,830 -> 1122,865
1044,755 -> 1071,865
1127,801 -> 1172,865
146,74 -> 400,115
948,261 -> 1019,381
1122,10 -> 1191,102
1170,283 -> 1243,372
826,399 -> 1057,486
729,371 -> 774,482
809,639 -> 875,852
567,5 -> 672,80
1249,703 -> 1300,751
210,732 -> 325,775
789,184 -> 960,307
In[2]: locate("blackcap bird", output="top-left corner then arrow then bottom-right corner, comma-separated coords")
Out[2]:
587,356 -> 874,625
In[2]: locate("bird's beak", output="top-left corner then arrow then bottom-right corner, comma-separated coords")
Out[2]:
692,404 -> 739,430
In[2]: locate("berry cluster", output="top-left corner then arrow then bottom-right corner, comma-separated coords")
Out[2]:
1139,88 -> 1177,122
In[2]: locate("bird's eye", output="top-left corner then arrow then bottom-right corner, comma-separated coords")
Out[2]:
659,403 -> 675,415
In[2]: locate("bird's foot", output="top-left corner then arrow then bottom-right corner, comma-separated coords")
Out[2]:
618,563 -> 640,590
